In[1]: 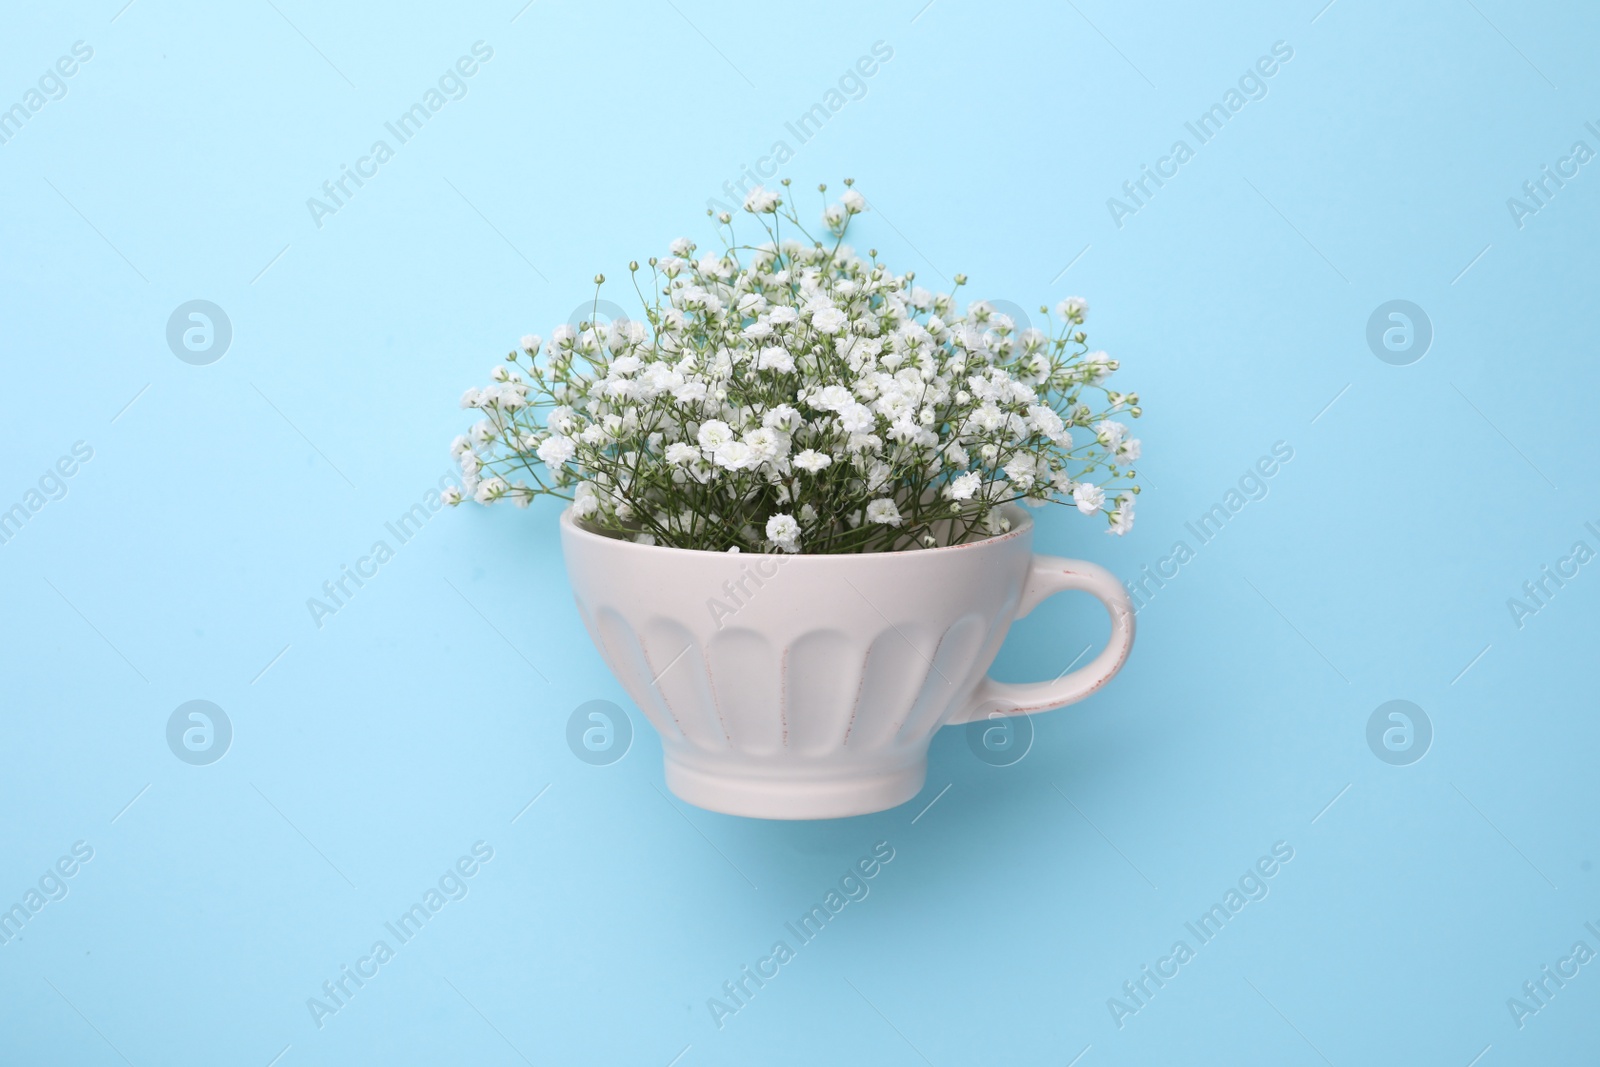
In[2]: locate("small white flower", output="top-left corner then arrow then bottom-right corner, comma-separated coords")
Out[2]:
536,435 -> 576,467
1073,482 -> 1105,515
458,387 -> 483,409
1082,351 -> 1112,384
697,420 -> 734,451
572,482 -> 599,518
713,440 -> 756,470
1107,495 -> 1135,535
756,345 -> 795,372
812,307 -> 849,334
865,498 -> 902,526
1028,405 -> 1065,439
665,442 -> 699,465
793,449 -> 833,473
840,188 -> 867,214
743,185 -> 781,213
1094,420 -> 1126,447
762,403 -> 802,431
768,305 -> 798,325
839,403 -> 876,434
765,513 -> 801,552
945,471 -> 982,501
441,485 -> 464,506
520,333 -> 541,353
669,237 -> 694,257
809,384 -> 853,412
1003,456 -> 1036,486
1055,296 -> 1088,322
672,380 -> 709,404
743,427 -> 784,463
548,406 -> 578,434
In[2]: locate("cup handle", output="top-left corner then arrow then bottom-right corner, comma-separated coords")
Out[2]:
950,554 -> 1136,724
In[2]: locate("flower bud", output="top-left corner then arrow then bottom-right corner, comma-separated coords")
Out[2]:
594,274 -> 605,285
629,261 -> 639,272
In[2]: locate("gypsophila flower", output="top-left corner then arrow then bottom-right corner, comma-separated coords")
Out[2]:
743,185 -> 781,213
713,440 -> 755,470
1073,482 -> 1105,515
865,498 -> 902,526
1003,456 -> 1037,486
697,420 -> 734,451
812,307 -> 849,334
536,435 -> 576,467
793,449 -> 833,473
945,471 -> 982,501
445,178 -> 1144,549
1094,420 -> 1126,447
766,513 -> 801,552
756,346 -> 795,373
1107,494 -> 1135,536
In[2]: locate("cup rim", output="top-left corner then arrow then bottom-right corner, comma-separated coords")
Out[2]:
559,503 -> 1033,561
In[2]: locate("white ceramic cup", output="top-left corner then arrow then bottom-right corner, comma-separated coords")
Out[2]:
560,506 -> 1134,819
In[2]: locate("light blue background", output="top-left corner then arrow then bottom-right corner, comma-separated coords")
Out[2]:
2,0 -> 1597,1063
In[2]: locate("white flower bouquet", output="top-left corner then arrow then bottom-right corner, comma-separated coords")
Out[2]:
447,179 -> 1142,554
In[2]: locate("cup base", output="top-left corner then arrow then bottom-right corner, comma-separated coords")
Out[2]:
662,757 -> 927,820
